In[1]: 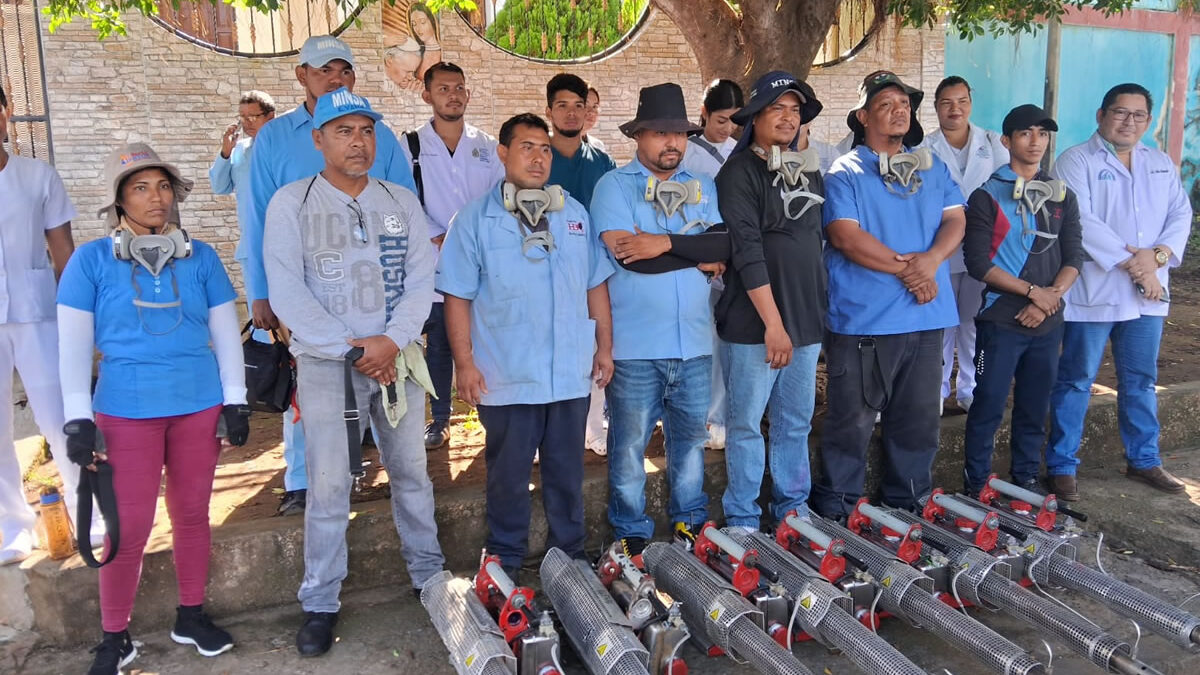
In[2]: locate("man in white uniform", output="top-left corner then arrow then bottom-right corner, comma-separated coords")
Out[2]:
920,76 -> 1008,412
400,62 -> 505,451
0,84 -> 99,564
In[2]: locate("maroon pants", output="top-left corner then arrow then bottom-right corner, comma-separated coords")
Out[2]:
95,405 -> 221,632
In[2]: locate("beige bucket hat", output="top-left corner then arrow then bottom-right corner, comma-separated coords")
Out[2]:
98,143 -> 194,230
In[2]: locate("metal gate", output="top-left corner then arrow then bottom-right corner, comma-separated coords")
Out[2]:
0,0 -> 53,161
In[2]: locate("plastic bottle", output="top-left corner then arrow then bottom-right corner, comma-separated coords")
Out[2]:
39,487 -> 77,560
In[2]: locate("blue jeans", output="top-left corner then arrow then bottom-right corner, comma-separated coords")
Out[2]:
722,341 -> 821,528
423,302 -> 453,423
1047,317 -> 1164,475
963,322 -> 1063,491
295,356 -> 444,611
607,357 -> 711,539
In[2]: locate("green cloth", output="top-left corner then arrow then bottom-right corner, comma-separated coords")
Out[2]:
382,341 -> 437,427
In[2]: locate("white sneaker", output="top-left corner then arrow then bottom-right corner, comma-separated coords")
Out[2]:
958,397 -> 973,412
533,450 -> 540,465
705,424 -> 726,450
724,525 -> 758,538
585,436 -> 607,457
874,412 -> 882,425
0,528 -> 35,566
939,399 -> 945,416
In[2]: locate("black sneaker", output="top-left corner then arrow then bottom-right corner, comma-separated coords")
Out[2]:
87,630 -> 137,675
278,489 -> 306,516
296,611 -> 339,657
620,537 -> 647,559
170,605 -> 233,656
1015,478 -> 1044,496
424,420 -> 450,450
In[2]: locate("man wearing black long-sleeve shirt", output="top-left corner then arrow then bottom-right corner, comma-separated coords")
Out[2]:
961,104 -> 1083,496
713,71 -> 828,532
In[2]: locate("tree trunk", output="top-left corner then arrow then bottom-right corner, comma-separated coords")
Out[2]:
651,0 -> 850,94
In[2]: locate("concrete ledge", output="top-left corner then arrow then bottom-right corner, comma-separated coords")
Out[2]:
10,381 -> 1200,646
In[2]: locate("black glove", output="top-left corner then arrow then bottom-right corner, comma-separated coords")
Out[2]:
219,404 -> 252,446
63,419 -> 101,467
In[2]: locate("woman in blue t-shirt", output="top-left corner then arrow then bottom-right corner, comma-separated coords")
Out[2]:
57,144 -> 249,675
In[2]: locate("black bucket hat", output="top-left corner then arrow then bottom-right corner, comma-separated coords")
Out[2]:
619,83 -> 703,138
846,70 -> 924,148
731,70 -> 822,155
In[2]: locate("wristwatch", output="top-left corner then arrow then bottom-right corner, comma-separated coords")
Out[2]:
1153,246 -> 1169,267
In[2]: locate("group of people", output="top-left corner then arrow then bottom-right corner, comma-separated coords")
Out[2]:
0,30 -> 1191,675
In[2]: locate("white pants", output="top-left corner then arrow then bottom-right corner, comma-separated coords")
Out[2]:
941,271 -> 986,401
586,381 -> 606,443
0,320 -> 95,545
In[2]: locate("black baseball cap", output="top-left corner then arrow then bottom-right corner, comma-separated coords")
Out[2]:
1002,104 -> 1058,136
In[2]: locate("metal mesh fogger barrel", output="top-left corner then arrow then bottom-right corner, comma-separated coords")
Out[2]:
420,571 -> 518,675
737,531 -> 927,675
811,516 -> 1044,675
642,542 -> 814,675
539,548 -> 649,675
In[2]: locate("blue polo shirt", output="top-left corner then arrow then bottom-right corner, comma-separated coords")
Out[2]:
247,102 -> 416,302
590,158 -> 720,361
435,186 -> 614,406
549,140 -> 616,210
822,144 -> 963,336
57,238 -> 237,419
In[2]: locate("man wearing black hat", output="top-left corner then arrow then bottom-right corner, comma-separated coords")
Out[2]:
961,104 -> 1082,498
590,82 -> 728,557
811,71 -> 966,519
712,70 -> 828,533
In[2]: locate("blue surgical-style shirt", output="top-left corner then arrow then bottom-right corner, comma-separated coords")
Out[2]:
435,186 -> 614,406
590,158 -> 720,361
822,144 -> 963,336
57,239 -> 237,419
247,102 -> 416,302
548,140 -> 616,211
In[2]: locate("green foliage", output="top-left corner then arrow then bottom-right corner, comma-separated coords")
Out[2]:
482,0 -> 647,60
39,0 -> 1160,44
888,0 -> 1136,40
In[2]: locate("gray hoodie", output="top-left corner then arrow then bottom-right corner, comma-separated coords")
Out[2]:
263,174 -> 434,359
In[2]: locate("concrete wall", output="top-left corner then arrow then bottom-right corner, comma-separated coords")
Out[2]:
39,7 -> 943,290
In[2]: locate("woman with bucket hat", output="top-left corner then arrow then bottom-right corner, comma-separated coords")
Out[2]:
57,143 -> 250,675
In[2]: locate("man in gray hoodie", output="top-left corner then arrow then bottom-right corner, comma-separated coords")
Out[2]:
264,87 -> 444,657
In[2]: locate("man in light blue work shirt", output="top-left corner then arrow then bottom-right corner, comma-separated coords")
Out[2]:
1047,83 -> 1193,500
436,113 -> 614,581
810,71 -> 965,520
591,83 -> 728,559
249,35 -> 416,514
209,90 -> 275,268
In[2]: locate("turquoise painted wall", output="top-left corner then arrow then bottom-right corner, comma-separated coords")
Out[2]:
1183,35 -> 1200,204
944,25 -> 1173,155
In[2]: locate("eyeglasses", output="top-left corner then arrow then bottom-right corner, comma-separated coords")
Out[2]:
348,200 -> 368,243
1107,108 -> 1150,124
239,112 -> 268,123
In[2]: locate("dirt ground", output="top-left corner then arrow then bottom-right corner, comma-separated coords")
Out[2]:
15,260 -> 1200,537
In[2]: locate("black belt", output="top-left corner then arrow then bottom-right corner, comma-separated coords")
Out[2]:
345,348 -> 365,479
76,462 -> 120,568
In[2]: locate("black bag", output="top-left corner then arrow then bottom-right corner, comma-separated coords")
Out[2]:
242,321 -> 295,413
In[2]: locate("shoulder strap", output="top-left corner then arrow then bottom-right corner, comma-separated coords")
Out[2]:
76,463 -> 120,568
405,131 -> 425,206
689,136 -> 726,165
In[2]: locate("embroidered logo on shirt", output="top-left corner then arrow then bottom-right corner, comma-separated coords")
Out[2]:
383,213 -> 406,236
1098,169 -> 1116,181
976,146 -> 990,158
567,221 -> 585,236
119,151 -> 153,166
473,147 -> 492,163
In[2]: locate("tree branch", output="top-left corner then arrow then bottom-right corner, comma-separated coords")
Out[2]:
650,0 -> 747,81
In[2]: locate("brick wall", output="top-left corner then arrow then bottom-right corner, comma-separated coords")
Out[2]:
40,7 -> 943,290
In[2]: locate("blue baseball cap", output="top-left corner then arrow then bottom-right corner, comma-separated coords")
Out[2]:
298,35 -> 355,68
312,87 -> 383,129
